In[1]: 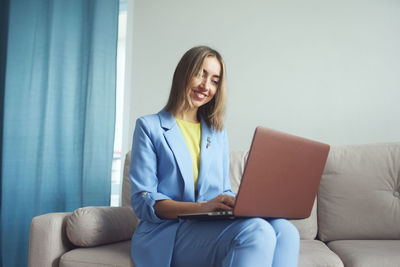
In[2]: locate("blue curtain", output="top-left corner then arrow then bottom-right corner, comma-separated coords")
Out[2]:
0,0 -> 119,266
0,0 -> 10,264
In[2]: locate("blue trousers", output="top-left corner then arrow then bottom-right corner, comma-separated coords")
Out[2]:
171,218 -> 299,267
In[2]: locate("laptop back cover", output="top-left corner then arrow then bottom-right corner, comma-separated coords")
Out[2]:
233,127 -> 330,219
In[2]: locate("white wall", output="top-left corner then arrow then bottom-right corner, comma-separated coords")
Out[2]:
123,0 -> 400,152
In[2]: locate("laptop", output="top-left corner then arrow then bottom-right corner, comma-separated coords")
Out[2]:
178,126 -> 330,220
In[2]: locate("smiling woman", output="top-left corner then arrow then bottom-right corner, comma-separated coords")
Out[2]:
128,46 -> 300,267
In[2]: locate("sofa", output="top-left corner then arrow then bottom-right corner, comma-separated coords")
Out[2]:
28,142 -> 400,267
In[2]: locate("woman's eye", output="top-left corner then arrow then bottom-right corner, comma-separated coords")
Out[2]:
212,80 -> 219,85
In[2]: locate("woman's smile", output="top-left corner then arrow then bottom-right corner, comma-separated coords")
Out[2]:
192,89 -> 208,100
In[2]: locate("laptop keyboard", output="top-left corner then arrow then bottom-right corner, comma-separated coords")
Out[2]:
209,210 -> 233,216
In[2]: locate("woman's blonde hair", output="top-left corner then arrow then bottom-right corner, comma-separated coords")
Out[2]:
164,46 -> 227,131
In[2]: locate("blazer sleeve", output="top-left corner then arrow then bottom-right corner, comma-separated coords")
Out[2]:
129,117 -> 171,223
222,129 -> 236,197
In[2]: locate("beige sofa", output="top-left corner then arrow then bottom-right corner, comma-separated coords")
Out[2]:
28,143 -> 400,267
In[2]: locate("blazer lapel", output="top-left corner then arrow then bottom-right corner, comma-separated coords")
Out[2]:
197,119 -> 215,198
159,110 -> 195,202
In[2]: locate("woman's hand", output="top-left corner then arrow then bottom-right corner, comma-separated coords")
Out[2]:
154,195 -> 236,219
199,194 -> 236,212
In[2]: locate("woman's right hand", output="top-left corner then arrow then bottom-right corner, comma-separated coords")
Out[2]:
154,195 -> 236,219
199,194 -> 236,212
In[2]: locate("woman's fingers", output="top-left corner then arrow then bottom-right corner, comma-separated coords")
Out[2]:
224,196 -> 236,208
214,202 -> 232,211
217,195 -> 235,208
202,195 -> 236,212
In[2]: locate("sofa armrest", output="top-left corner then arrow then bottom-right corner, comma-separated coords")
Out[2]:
28,212 -> 74,267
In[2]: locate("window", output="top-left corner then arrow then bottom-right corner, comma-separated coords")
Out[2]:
111,0 -> 127,207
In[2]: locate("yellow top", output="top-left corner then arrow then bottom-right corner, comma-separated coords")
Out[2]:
175,118 -> 201,190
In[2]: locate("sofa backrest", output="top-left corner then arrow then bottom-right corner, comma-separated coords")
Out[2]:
122,150 -> 318,240
122,151 -> 132,207
317,142 -> 400,241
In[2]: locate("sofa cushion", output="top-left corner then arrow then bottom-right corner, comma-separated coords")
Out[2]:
298,240 -> 344,267
290,199 -> 318,240
229,150 -> 319,240
318,143 -> 400,241
66,206 -> 138,247
328,240 -> 400,267
60,240 -> 134,267
229,150 -> 249,194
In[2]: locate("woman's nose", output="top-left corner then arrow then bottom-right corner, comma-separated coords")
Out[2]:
200,77 -> 210,89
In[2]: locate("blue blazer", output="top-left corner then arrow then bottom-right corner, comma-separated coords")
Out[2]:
129,110 -> 234,267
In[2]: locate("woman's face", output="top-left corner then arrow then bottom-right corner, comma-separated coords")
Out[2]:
188,56 -> 221,109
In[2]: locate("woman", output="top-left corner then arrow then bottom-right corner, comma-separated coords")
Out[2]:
129,46 -> 300,267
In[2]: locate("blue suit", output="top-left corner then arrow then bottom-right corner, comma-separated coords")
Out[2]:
129,110 -> 300,267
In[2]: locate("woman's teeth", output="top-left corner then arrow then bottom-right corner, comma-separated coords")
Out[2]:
195,91 -> 206,99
